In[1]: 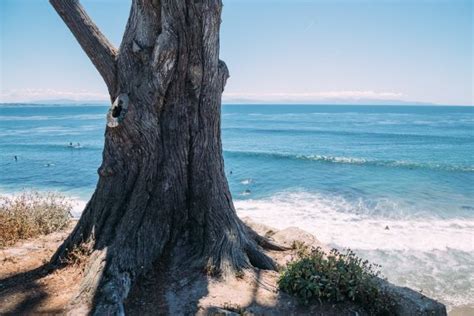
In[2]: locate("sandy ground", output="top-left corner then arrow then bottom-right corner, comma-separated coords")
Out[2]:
449,306 -> 474,316
0,222 -> 81,314
0,218 -> 467,315
0,219 -> 367,315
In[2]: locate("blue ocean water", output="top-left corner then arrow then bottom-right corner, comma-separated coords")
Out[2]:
0,104 -> 473,309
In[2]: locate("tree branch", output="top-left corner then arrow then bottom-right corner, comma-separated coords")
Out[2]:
50,0 -> 117,95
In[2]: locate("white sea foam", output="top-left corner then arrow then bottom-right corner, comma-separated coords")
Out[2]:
301,155 -> 368,165
69,198 -> 87,217
226,150 -> 474,172
240,178 -> 253,185
235,191 -> 474,251
234,191 -> 474,308
359,248 -> 474,309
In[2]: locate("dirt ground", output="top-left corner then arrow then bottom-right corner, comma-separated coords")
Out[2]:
0,219 -> 367,315
0,222 -> 81,314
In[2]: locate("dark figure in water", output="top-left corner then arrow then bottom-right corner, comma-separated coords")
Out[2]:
14,155 -> 18,162
69,142 -> 73,147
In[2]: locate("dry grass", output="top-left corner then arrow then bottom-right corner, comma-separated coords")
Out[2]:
62,240 -> 93,268
0,191 -> 72,248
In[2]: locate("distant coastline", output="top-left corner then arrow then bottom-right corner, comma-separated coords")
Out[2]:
1,101 -> 474,107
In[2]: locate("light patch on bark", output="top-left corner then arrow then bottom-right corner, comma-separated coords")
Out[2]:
152,30 -> 178,95
132,40 -> 142,53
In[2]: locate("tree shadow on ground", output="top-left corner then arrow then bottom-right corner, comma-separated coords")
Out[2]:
124,224 -> 368,316
0,224 -> 368,315
201,269 -> 368,316
0,264 -> 64,315
124,263 -> 367,316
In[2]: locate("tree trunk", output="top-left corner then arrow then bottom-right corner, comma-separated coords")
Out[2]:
49,0 -> 277,314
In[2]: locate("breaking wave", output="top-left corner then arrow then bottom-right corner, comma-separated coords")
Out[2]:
234,191 -> 474,309
224,150 -> 474,172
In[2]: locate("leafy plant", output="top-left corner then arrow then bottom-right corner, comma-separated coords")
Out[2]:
278,247 -> 395,315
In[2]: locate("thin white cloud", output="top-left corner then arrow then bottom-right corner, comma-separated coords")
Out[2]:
0,89 -> 109,103
223,90 -> 404,103
1,88 -> 405,104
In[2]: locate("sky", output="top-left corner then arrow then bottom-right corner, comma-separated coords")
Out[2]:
0,0 -> 472,105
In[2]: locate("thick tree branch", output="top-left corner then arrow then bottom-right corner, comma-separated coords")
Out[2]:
50,0 -> 117,95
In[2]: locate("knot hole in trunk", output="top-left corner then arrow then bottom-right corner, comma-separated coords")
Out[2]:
107,94 -> 129,128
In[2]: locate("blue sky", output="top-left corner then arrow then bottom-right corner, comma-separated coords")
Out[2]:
0,0 -> 472,105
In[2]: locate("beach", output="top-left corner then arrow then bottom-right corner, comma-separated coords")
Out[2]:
0,103 -> 473,313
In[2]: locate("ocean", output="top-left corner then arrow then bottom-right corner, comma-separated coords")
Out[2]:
0,103 -> 473,310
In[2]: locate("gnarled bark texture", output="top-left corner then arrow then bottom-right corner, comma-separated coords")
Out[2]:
49,0 -> 276,314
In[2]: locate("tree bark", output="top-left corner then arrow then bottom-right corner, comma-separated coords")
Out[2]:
49,0 -> 277,314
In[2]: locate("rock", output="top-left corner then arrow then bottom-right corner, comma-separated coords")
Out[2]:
375,278 -> 447,316
271,227 -> 322,249
241,217 -> 274,236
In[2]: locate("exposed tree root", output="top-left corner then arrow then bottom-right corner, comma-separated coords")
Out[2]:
249,229 -> 291,252
49,215 -> 282,315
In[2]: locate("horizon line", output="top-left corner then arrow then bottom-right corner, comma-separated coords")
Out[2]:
1,101 -> 473,107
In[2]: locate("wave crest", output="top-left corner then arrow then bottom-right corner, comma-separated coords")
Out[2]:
225,150 -> 474,172
234,191 -> 474,309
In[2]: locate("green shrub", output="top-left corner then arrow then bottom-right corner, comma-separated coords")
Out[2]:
0,191 -> 72,247
278,247 -> 395,315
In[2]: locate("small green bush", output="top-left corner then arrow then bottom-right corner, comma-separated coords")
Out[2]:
0,191 -> 72,247
278,247 -> 395,315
